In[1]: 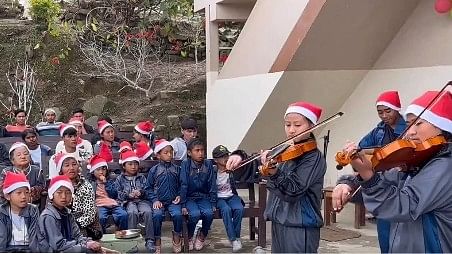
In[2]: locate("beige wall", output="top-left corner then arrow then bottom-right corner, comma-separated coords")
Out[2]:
219,0 -> 309,79
206,72 -> 283,154
321,0 -> 452,186
238,70 -> 369,151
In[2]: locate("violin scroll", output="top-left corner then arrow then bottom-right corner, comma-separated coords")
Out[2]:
335,150 -> 358,170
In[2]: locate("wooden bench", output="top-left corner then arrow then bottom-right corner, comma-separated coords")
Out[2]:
322,186 -> 365,229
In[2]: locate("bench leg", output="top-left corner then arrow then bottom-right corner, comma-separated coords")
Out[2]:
249,217 -> 256,240
354,203 -> 366,229
258,215 -> 266,248
360,204 -> 366,226
324,195 -> 332,226
258,184 -> 267,248
182,218 -> 189,252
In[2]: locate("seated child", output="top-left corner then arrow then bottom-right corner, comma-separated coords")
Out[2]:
180,138 -> 217,251
93,120 -> 120,155
88,155 -> 128,233
146,139 -> 183,253
0,172 -> 39,252
37,175 -> 101,253
115,150 -> 155,252
212,145 -> 244,252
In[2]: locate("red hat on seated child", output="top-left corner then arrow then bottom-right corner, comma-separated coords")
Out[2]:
98,120 -> 113,134
88,155 -> 108,173
135,121 -> 154,135
154,139 -> 172,154
48,175 -> 74,199
59,123 -> 76,137
134,141 -> 154,161
2,171 -> 30,194
120,150 -> 140,165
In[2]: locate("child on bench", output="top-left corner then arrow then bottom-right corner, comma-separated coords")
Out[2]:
212,145 -> 244,252
146,139 -> 183,253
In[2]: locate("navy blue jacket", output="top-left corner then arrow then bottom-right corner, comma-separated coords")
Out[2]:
114,173 -> 147,204
145,161 -> 181,205
180,159 -> 217,208
358,116 -> 406,148
89,177 -> 118,200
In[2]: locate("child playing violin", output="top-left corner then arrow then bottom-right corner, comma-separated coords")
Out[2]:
333,90 -> 405,252
341,90 -> 452,253
227,101 -> 327,253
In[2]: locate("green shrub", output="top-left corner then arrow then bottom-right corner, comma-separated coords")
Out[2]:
30,0 -> 61,25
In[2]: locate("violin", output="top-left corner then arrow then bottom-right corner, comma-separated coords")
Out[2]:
335,136 -> 447,172
260,140 -> 317,176
229,112 -> 344,172
335,82 -> 451,172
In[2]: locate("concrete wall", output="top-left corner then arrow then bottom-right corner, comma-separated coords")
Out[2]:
320,0 -> 452,186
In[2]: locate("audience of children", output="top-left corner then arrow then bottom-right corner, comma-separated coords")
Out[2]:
0,115 -> 251,253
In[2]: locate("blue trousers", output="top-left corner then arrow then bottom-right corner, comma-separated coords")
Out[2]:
185,198 -> 214,238
126,200 -> 154,241
153,203 -> 183,238
217,195 -> 244,241
98,206 -> 128,233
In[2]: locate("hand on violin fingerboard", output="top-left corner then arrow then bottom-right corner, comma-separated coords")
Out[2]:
341,142 -> 374,180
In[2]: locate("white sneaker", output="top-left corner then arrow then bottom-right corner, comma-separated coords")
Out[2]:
232,239 -> 242,252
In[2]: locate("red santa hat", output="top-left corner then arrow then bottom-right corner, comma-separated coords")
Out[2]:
119,141 -> 133,153
134,121 -> 154,135
8,142 -> 29,155
134,141 -> 154,160
98,120 -> 113,134
376,91 -> 401,111
120,150 -> 140,165
284,101 -> 323,124
53,152 -> 78,173
154,139 -> 172,154
48,175 -> 74,199
98,142 -> 113,163
405,91 -> 452,133
68,117 -> 83,126
2,171 -> 30,194
118,141 -> 132,163
59,123 -> 76,137
87,155 -> 108,173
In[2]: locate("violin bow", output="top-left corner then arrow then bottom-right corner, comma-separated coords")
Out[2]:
231,112 -> 344,170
